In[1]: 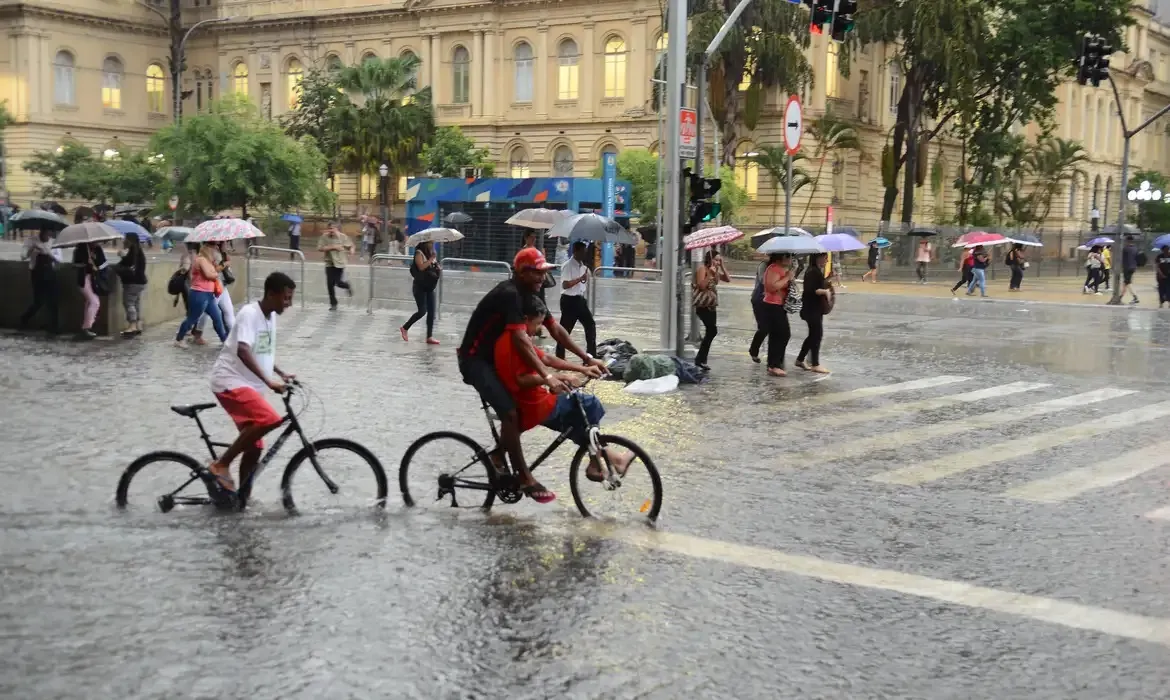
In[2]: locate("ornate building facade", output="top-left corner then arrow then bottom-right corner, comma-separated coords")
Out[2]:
2,0 -> 1169,232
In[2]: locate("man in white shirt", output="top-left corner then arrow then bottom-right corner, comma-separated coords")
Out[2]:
555,240 -> 597,360
206,271 -> 297,501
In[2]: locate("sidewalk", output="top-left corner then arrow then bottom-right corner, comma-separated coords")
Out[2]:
833,271 -> 1160,307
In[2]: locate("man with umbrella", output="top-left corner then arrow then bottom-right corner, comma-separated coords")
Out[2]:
19,229 -> 63,333
555,240 -> 597,361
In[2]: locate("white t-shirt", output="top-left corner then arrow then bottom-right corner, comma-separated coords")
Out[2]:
561,258 -> 588,297
209,302 -> 276,393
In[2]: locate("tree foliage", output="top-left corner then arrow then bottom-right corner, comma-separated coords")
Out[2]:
152,95 -> 334,217
799,114 -> 862,224
747,146 -> 812,224
421,126 -> 495,177
591,148 -> 659,220
1127,170 -> 1170,233
22,142 -> 165,205
281,64 -> 344,184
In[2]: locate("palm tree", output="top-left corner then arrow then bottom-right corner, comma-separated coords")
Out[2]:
800,113 -> 862,225
747,146 -> 812,224
334,55 -> 434,218
1024,137 -> 1088,226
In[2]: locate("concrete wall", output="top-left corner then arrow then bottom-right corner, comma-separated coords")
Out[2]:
0,257 -> 249,335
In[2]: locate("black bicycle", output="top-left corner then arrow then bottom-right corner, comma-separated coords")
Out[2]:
116,382 -> 388,514
399,380 -> 663,522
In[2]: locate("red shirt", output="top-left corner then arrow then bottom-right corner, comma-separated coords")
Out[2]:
494,329 -> 557,431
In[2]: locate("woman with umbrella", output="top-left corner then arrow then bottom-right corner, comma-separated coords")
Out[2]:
1006,243 -> 1027,292
175,242 -> 228,346
951,246 -> 974,295
1083,245 -> 1105,294
761,253 -> 795,376
400,240 -> 441,345
795,251 -> 833,374
691,249 -> 730,372
965,245 -> 991,297
72,238 -> 107,340
861,239 -> 882,283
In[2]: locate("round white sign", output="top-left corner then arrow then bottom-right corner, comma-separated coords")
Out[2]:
784,96 -> 803,155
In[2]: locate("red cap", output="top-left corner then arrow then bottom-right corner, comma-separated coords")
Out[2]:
513,247 -> 554,272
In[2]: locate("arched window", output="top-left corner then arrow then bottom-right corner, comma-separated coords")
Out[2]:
604,37 -> 626,99
233,62 -> 249,95
736,146 -> 759,201
452,46 -> 470,104
400,51 -> 419,92
1068,176 -> 1078,218
655,33 -> 668,80
287,58 -> 304,109
53,51 -> 75,105
102,141 -> 122,160
326,55 -> 343,74
196,74 -> 204,111
1094,98 -> 1105,153
102,56 -> 124,109
146,64 -> 166,113
552,145 -> 574,176
888,62 -> 901,115
205,69 -> 214,106
826,44 -> 840,98
509,147 -> 530,178
514,42 -> 534,103
1104,176 -> 1113,223
557,39 -> 579,101
1092,174 -> 1102,219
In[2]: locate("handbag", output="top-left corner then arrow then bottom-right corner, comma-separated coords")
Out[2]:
542,272 -> 556,289
90,267 -> 112,296
784,279 -> 803,315
221,266 -> 236,285
167,269 -> 187,296
822,287 -> 835,315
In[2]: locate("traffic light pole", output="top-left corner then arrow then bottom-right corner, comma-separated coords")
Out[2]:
660,0 -> 688,355
1105,73 -> 1170,304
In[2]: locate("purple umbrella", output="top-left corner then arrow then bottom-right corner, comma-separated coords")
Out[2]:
1083,236 -> 1114,248
814,232 -> 867,252
106,218 -> 151,242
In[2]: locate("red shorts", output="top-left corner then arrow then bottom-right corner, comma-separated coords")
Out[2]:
214,387 -> 283,449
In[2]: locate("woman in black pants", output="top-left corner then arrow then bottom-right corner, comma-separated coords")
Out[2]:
796,252 -> 832,374
762,253 -> 793,377
400,241 -> 441,344
691,250 -> 730,371
748,257 -> 769,362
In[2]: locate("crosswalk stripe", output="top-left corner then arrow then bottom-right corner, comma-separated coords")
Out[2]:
805,381 -> 1050,430
796,375 -> 970,407
1003,441 -> 1170,503
1145,506 -> 1170,521
871,401 -> 1170,486
787,387 -> 1135,466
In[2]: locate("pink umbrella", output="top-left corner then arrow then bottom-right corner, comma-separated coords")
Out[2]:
684,225 -> 744,251
952,231 -> 1007,248
187,218 -> 266,243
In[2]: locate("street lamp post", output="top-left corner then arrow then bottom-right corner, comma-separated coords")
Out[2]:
379,163 -> 390,253
171,17 -> 233,124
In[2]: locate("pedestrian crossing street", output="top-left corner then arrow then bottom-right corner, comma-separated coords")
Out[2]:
771,373 -> 1170,521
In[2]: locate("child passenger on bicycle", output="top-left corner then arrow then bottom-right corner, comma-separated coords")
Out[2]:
493,295 -> 633,503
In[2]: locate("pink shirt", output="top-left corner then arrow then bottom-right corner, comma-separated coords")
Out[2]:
763,263 -> 789,305
916,243 -> 933,263
189,259 -> 217,292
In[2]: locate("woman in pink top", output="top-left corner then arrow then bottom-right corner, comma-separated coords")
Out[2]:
761,253 -> 793,376
175,242 -> 227,346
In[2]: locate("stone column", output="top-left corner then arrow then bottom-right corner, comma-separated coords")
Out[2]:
472,30 -> 484,116
430,34 -> 442,103
582,22 -> 595,117
629,17 -> 647,111
247,48 -> 260,104
344,42 -> 356,66
417,34 -> 430,88
482,29 -> 496,118
536,26 -> 549,118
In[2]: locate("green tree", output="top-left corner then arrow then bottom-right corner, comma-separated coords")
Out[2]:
857,0 -> 1131,228
151,95 -> 334,218
420,126 -> 494,177
281,64 -> 344,194
335,55 -> 434,215
22,143 -> 165,205
590,148 -> 659,220
1126,170 -> 1170,232
1023,136 -> 1088,225
798,114 -> 861,225
746,146 -> 811,224
686,0 -> 813,166
715,164 -> 749,224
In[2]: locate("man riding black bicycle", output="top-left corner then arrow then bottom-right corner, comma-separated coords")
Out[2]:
457,247 -> 607,503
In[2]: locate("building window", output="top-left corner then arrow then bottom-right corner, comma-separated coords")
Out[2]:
826,44 -> 840,98
557,39 -> 579,100
233,62 -> 249,95
102,57 -> 124,110
401,51 -> 419,91
53,51 -> 75,105
888,62 -> 901,115
736,147 -> 759,200
655,33 -> 668,80
1104,176 -> 1112,222
326,55 -> 343,75
102,143 -> 121,160
1068,176 -> 1078,218
146,63 -> 166,113
514,42 -> 534,103
553,146 -> 574,176
287,58 -> 304,109
196,78 -> 204,111
452,46 -> 470,104
509,147 -> 530,178
205,70 -> 214,106
604,37 -> 626,99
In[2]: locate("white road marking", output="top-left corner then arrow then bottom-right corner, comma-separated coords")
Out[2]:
583,524 -> 1170,647
805,381 -> 1050,430
797,375 -> 970,407
1145,506 -> 1170,521
872,401 -> 1170,486
1003,441 -> 1170,503
789,387 -> 1135,466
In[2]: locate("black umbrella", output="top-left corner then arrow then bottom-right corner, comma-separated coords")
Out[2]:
443,211 -> 474,225
636,224 -> 658,243
546,213 -> 637,244
8,209 -> 68,231
1100,223 -> 1140,235
906,226 -> 939,237
39,201 -> 67,215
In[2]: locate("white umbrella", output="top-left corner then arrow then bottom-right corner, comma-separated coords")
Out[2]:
407,227 -> 464,245
756,235 -> 826,255
505,208 -> 572,230
545,213 -> 637,244
52,221 -> 122,248
187,218 -> 265,242
751,226 -> 814,248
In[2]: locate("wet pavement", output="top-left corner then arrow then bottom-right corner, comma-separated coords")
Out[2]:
4,269 -> 1170,699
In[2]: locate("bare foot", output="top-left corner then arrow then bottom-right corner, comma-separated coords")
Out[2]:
809,365 -> 830,374
399,327 -> 408,342
207,463 -> 236,493
586,451 -> 633,482
426,337 -> 440,345
767,368 -> 787,377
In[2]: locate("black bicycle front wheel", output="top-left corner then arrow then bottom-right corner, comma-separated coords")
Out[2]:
568,434 -> 663,522
116,450 -> 215,513
399,431 -> 497,511
280,438 -> 388,514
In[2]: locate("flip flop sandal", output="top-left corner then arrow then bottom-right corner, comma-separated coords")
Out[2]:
208,470 -> 237,495
521,483 -> 556,504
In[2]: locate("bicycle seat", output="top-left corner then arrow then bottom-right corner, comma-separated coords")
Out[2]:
170,402 -> 217,418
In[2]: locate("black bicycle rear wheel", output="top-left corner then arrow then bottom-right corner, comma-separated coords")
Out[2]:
115,450 -> 215,513
280,438 -> 388,514
568,434 -> 663,522
399,431 -> 497,510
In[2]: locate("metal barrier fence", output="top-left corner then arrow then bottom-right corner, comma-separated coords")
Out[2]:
245,246 -> 306,309
367,254 -> 414,314
437,257 -> 513,320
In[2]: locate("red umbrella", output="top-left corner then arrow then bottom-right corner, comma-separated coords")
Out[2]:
952,231 -> 1007,248
684,225 -> 744,251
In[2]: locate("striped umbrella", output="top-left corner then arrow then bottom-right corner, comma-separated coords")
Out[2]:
187,218 -> 265,242
684,225 -> 744,251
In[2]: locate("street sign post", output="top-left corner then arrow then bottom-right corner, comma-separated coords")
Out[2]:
783,95 -> 803,236
680,108 -> 698,160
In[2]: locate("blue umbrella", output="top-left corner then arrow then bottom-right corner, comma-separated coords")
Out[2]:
814,233 -> 867,252
106,218 -> 150,242
282,213 -> 303,223
866,237 -> 892,248
1152,234 -> 1170,250
1083,236 -> 1115,248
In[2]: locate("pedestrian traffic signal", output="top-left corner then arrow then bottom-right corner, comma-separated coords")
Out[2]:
1076,34 -> 1112,87
684,168 -> 723,231
804,0 -> 834,35
830,0 -> 858,43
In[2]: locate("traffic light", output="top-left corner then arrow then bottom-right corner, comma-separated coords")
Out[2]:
684,168 -> 722,231
830,0 -> 858,43
1076,34 -> 1112,87
805,0 -> 833,35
